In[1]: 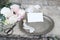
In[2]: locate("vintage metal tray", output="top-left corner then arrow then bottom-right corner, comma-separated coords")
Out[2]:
19,15 -> 54,36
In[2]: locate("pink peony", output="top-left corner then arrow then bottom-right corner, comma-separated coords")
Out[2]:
10,4 -> 20,13
17,9 -> 25,21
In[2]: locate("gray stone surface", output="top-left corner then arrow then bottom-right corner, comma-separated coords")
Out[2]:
9,0 -> 60,6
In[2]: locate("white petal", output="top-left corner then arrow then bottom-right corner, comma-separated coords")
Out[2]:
1,7 -> 10,14
1,7 -> 13,17
8,15 -> 18,24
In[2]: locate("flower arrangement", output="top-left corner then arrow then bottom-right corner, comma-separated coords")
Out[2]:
0,4 -> 25,25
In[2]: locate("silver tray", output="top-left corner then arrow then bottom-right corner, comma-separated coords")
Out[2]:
19,15 -> 54,35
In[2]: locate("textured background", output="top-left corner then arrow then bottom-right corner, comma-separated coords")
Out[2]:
10,0 -> 60,6
9,0 -> 60,36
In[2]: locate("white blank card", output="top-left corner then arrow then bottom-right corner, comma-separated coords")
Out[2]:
27,13 -> 44,22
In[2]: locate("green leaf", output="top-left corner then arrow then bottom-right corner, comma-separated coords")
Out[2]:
0,14 -> 6,22
0,3 -> 12,8
5,3 -> 12,7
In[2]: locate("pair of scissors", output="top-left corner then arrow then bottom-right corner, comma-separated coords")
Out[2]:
4,23 -> 16,35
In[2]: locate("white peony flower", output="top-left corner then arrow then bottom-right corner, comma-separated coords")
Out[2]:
1,7 -> 13,18
10,4 -> 20,13
7,15 -> 18,24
